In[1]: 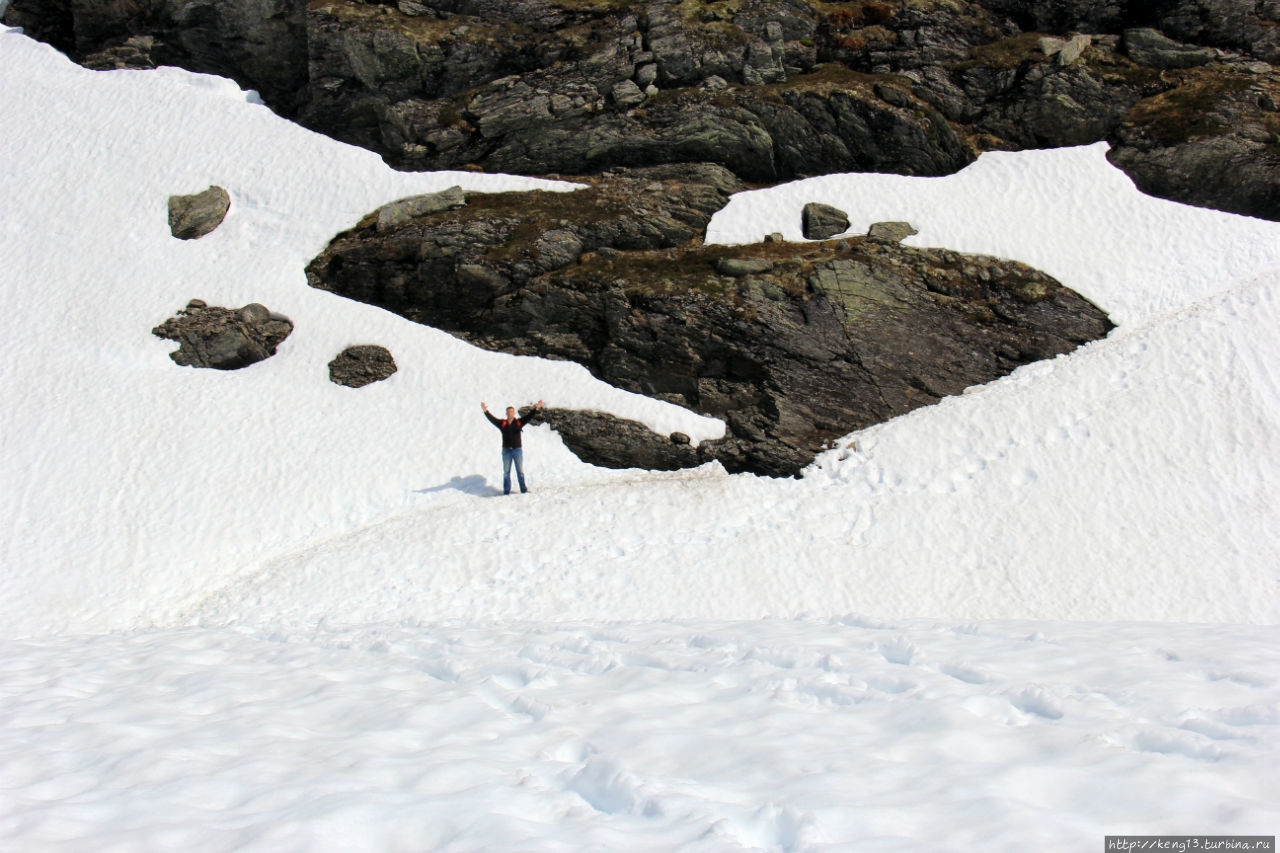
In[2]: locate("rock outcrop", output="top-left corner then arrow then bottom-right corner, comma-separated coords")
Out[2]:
328,345 -> 398,388
153,299 -> 292,370
9,0 -> 1279,219
1108,67 -> 1280,220
168,186 -> 230,240
306,165 -> 1113,476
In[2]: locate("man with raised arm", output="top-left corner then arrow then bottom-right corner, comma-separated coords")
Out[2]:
481,400 -> 544,495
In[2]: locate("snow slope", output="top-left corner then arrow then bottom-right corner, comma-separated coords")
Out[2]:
3,31 -> 1280,635
1,26 -> 1278,851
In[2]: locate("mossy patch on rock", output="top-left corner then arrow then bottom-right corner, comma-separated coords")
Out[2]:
1119,71 -> 1263,146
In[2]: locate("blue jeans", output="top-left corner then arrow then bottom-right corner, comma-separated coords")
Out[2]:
502,447 -> 526,494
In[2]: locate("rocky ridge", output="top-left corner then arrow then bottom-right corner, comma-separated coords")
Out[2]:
306,164 -> 1113,476
7,0 -> 1279,219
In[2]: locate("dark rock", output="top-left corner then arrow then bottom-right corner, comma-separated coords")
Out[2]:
867,221 -> 919,243
1149,0 -> 1280,63
955,34 -> 1149,150
329,345 -> 398,387
82,34 -> 158,70
802,203 -> 850,240
168,186 -> 230,240
4,0 -> 310,112
307,168 -> 1113,477
12,0 -> 1278,219
537,408 -> 705,471
153,300 -> 292,370
1107,70 -> 1280,220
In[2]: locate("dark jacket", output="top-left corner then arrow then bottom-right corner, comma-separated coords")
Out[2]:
485,408 -> 539,448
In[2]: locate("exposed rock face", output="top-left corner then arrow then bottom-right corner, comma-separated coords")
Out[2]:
328,345 -> 398,388
168,185 -> 230,240
10,0 -> 1279,219
972,0 -> 1280,60
802,203 -> 851,240
1108,69 -> 1280,220
306,166 -> 1113,476
4,0 -> 309,111
153,299 -> 292,370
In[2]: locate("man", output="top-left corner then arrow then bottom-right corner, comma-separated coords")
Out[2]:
481,400 -> 543,495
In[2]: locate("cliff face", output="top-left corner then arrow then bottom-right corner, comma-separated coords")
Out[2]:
306,165 -> 1113,476
8,0 -> 1279,219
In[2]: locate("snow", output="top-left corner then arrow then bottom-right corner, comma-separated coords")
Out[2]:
1,25 -> 1278,851
3,619 -> 1276,851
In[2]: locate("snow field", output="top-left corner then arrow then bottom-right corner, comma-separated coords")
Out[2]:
2,23 -> 1280,851
2,618 -> 1276,851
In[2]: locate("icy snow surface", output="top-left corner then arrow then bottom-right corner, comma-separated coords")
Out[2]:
1,26 -> 1278,851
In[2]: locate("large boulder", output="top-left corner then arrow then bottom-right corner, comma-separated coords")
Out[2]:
307,166 -> 1113,477
328,345 -> 398,388
168,186 -> 230,240
152,299 -> 292,370
537,408 -> 703,472
802,203 -> 851,240
867,221 -> 919,243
